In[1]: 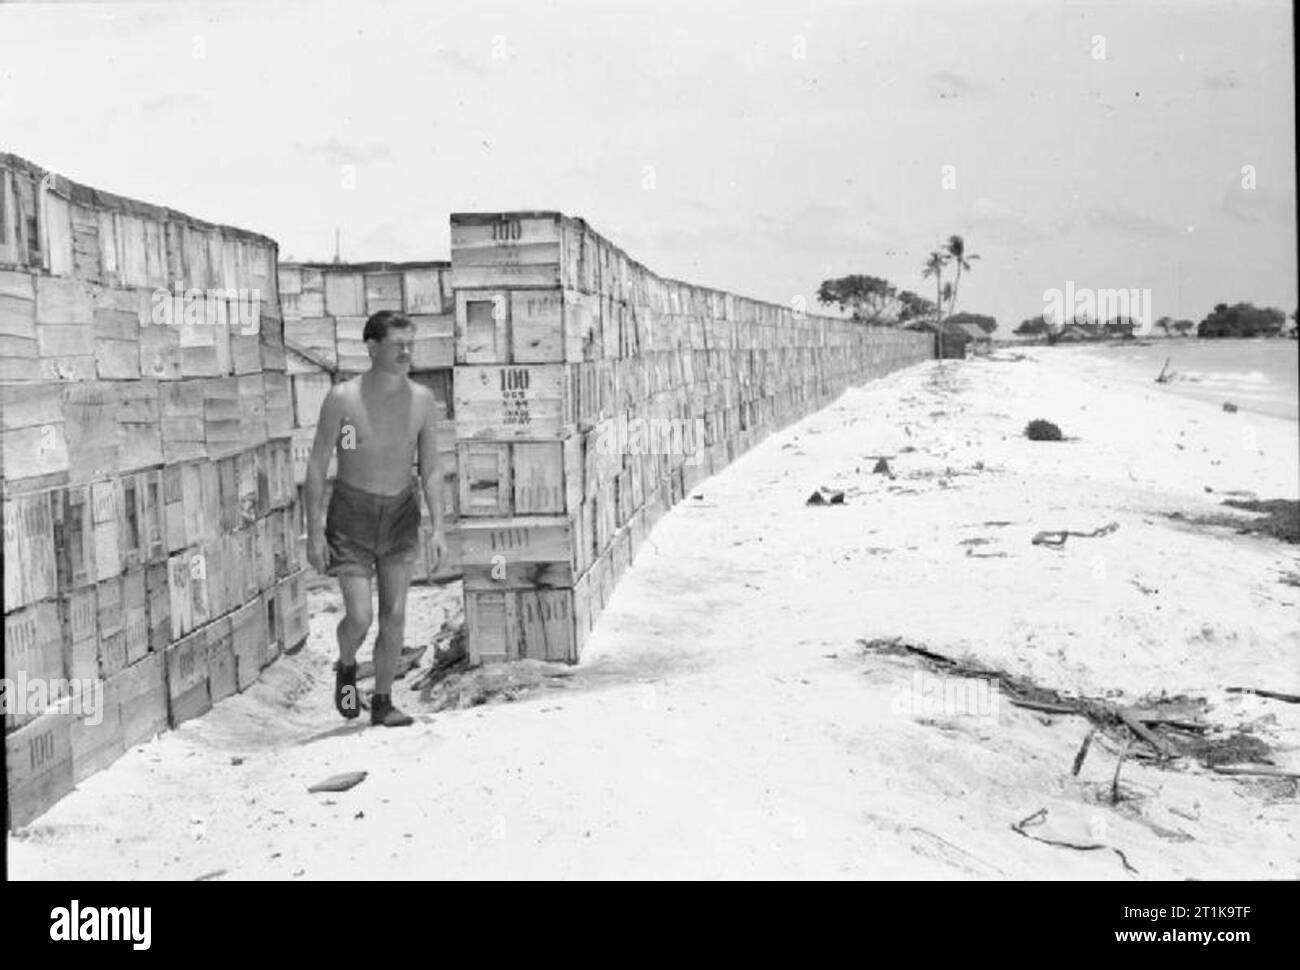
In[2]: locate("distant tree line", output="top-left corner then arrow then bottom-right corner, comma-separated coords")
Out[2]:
816,235 -> 993,332
1196,303 -> 1288,338
1012,302 -> 1295,342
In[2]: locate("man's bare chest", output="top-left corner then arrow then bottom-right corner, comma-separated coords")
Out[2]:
337,398 -> 418,455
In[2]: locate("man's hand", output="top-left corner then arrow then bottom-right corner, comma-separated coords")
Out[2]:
429,529 -> 448,574
308,533 -> 329,574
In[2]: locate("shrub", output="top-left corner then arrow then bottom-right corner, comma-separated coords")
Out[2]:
1025,419 -> 1063,441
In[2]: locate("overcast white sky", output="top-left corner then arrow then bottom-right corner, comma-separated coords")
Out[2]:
1,0 -> 1294,329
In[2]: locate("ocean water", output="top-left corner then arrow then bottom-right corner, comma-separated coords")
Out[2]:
1063,338 -> 1298,422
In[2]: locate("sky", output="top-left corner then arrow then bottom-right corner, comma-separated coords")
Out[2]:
1,0 -> 1295,331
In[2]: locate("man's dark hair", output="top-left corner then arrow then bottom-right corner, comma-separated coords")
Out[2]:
363,310 -> 414,343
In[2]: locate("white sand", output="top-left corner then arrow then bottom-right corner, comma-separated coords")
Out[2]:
9,348 -> 1299,880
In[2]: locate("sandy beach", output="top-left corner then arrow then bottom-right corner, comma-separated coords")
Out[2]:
9,347 -> 1298,880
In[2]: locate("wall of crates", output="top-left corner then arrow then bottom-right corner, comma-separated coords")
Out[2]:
278,262 -> 459,583
1,153 -> 308,830
448,211 -> 933,665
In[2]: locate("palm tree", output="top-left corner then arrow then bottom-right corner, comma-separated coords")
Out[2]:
943,235 -> 980,318
922,250 -> 948,323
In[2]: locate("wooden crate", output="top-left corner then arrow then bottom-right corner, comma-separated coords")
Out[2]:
365,272 -> 403,313
402,267 -> 444,315
90,478 -> 123,581
512,437 -> 583,514
111,651 -> 167,749
62,683 -> 125,785
335,316 -> 370,373
324,272 -> 364,316
139,315 -> 183,380
5,706 -> 74,831
457,441 -> 511,517
509,289 -> 566,362
0,280 -> 40,381
164,627 -> 211,728
3,600 -> 65,732
34,274 -> 93,325
279,569 -> 308,650
62,382 -> 119,482
410,314 -> 454,369
284,316 -> 337,374
145,561 -> 170,654
206,615 -> 237,703
237,447 -> 262,524
238,373 -> 268,447
292,372 -> 332,428
3,490 -> 58,611
255,516 -> 276,591
261,582 -> 284,667
203,376 -> 242,459
1,381 -> 69,482
160,380 -> 206,463
179,459 -> 219,547
124,469 -> 165,566
166,547 -> 210,640
59,585 -> 98,682
203,537 -> 228,621
454,289 -> 509,363
450,213 -> 564,290
297,269 -> 325,317
464,585 -> 588,664
454,363 -> 579,439
93,302 -> 141,380
230,599 -> 265,691
265,438 -> 294,509
264,371 -> 293,438
451,515 -> 583,571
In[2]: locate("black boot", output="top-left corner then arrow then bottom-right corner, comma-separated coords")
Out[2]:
334,661 -> 360,719
370,693 -> 414,727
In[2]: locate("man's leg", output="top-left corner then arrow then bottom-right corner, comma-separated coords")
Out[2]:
374,559 -> 413,695
336,573 -> 373,666
370,558 -> 414,726
334,573 -> 372,718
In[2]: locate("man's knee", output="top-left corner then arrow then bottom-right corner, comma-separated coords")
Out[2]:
377,602 -> 406,633
340,606 -> 373,638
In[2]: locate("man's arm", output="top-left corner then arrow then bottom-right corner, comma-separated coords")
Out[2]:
304,386 -> 344,571
416,391 -> 447,568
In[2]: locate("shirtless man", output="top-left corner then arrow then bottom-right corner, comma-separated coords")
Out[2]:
304,310 -> 447,727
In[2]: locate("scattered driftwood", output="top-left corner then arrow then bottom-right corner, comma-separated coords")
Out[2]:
1118,708 -> 1177,759
1010,698 -> 1077,715
1210,766 -> 1300,779
308,771 -> 368,793
355,645 -> 427,682
1011,808 -> 1138,875
1226,686 -> 1300,704
856,637 -> 1235,769
1032,522 -> 1119,547
806,487 -> 846,506
1111,742 -> 1134,804
1072,728 -> 1097,776
194,869 -> 228,881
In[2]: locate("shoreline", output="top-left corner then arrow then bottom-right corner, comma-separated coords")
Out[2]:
10,349 -> 1298,880
1015,339 -> 1299,423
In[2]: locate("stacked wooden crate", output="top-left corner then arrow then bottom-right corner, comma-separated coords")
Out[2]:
278,262 -> 458,583
448,212 -> 931,664
1,152 -> 308,830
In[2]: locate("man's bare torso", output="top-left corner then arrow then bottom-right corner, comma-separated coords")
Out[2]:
333,375 -> 429,495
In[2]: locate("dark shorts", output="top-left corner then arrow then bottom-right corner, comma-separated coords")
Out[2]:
325,479 -> 421,578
